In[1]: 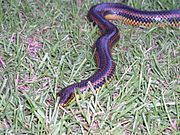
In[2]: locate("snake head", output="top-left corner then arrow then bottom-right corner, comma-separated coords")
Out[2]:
57,86 -> 77,107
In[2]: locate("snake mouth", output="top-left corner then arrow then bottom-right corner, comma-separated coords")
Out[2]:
59,92 -> 76,107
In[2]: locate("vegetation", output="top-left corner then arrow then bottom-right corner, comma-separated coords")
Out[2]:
0,0 -> 179,134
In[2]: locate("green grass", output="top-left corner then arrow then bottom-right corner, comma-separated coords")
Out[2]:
0,0 -> 179,134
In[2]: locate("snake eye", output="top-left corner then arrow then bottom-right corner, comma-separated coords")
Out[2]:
57,86 -> 77,107
59,92 -> 76,107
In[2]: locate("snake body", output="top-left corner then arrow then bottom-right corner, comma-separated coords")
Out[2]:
57,3 -> 180,107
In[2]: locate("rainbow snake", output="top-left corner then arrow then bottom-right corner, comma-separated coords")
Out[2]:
57,3 -> 180,107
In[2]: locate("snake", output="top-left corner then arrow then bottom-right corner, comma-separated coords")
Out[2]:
57,3 -> 180,107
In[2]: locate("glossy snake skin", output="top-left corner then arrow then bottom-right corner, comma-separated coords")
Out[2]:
57,3 -> 180,107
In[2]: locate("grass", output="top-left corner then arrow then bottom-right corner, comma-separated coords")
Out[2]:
0,0 -> 179,134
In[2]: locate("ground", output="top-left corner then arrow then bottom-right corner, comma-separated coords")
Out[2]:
0,0 -> 179,134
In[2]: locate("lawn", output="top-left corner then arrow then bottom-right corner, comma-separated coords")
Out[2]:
0,0 -> 179,134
